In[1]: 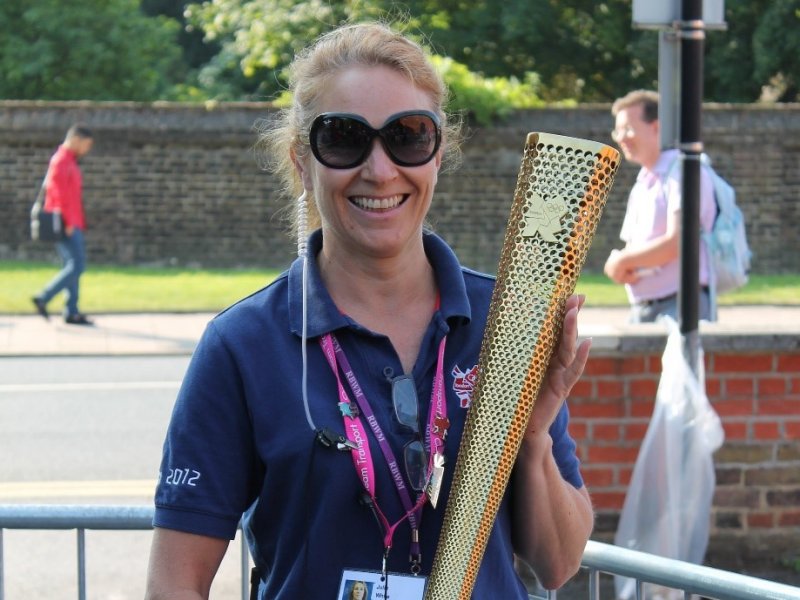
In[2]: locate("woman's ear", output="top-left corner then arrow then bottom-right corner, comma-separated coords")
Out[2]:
433,151 -> 442,185
291,149 -> 314,191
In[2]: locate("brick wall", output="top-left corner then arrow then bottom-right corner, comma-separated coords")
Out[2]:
1,101 -> 799,274
574,331 -> 800,572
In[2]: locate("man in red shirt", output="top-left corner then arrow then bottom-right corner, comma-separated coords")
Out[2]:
32,124 -> 94,325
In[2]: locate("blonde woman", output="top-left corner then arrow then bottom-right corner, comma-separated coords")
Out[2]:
146,22 -> 593,600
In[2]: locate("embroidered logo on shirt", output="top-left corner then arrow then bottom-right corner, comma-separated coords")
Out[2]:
451,364 -> 479,408
163,467 -> 201,487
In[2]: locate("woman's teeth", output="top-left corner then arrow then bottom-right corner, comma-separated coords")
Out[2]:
351,195 -> 404,210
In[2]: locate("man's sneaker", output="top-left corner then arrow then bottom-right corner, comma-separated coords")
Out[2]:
32,297 -> 49,321
64,314 -> 94,326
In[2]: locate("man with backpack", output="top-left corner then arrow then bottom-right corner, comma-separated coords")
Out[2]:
603,90 -> 717,323
31,124 -> 94,325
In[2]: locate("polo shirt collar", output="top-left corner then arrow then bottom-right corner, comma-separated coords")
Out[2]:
288,229 -> 472,338
639,148 -> 681,184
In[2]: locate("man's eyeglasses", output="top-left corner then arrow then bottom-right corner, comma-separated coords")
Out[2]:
391,375 -> 428,492
309,110 -> 442,170
611,126 -> 636,142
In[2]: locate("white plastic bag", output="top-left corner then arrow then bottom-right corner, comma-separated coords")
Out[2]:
614,317 -> 724,600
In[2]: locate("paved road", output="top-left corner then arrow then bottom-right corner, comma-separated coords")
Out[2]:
0,355 -> 184,487
0,355 -> 247,599
3,304 -> 800,358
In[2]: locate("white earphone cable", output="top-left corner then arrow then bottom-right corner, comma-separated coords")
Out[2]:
296,190 -> 315,431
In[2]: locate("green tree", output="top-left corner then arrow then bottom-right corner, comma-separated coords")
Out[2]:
744,0 -> 799,101
160,0 -> 800,104
0,0 -> 183,101
404,0 -> 658,101
410,0 -> 799,103
183,0 -> 385,100
182,0 -> 660,103
141,0 -> 220,69
672,0 -> 800,102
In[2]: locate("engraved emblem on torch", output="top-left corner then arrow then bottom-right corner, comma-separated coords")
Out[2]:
522,191 -> 569,242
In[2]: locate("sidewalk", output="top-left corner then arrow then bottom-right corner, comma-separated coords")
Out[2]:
0,312 -> 209,356
1,305 -> 798,356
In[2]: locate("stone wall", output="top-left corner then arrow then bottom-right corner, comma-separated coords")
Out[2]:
577,330 -> 800,573
1,101 -> 799,274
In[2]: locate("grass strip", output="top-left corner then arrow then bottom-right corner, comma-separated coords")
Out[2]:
2,260 -> 797,314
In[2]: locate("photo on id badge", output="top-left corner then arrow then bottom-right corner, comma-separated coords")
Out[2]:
338,569 -> 427,600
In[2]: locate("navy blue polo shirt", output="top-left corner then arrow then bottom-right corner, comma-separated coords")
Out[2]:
154,230 -> 584,599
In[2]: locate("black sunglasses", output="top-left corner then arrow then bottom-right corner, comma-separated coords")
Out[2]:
309,110 -> 442,169
391,374 -> 428,492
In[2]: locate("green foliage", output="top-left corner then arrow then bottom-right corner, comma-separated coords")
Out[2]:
2,0 -> 798,104
173,0 -> 800,105
434,57 -> 547,124
751,0 -> 800,100
0,0 -> 184,101
141,0 -> 220,69
176,0 -> 657,105
705,0 -> 770,102
182,0 -> 385,100
704,0 -> 800,102
396,0 -> 659,102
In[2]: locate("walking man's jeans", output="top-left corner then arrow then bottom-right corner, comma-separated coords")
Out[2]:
39,228 -> 86,317
630,288 -> 712,324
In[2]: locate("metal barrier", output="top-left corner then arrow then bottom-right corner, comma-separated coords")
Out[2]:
580,541 -> 800,600
1,504 -> 799,600
0,504 -> 250,600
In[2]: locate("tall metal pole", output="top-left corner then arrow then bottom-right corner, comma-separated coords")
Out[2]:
678,0 -> 705,374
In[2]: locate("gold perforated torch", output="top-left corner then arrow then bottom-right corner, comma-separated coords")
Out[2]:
425,133 -> 620,600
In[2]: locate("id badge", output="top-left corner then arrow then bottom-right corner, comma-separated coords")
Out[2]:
337,569 -> 427,600
426,452 -> 446,509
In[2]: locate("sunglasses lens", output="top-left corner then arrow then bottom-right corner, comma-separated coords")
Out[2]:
382,114 -> 439,166
311,112 -> 440,169
392,376 -> 419,430
404,440 -> 427,491
313,116 -> 372,168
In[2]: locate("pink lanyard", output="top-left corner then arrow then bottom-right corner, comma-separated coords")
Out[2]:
319,333 -> 448,574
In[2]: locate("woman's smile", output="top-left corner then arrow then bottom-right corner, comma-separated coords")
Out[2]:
349,194 -> 407,212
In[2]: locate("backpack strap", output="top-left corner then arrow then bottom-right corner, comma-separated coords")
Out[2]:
32,167 -> 50,212
698,153 -> 722,321
662,153 -> 720,322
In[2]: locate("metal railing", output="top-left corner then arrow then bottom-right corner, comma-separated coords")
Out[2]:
579,541 -> 800,600
1,504 -> 799,600
0,504 -> 250,600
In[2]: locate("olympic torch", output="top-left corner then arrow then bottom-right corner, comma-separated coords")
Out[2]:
425,133 -> 620,599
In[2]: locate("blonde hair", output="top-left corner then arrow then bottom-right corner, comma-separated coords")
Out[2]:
258,22 -> 460,239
